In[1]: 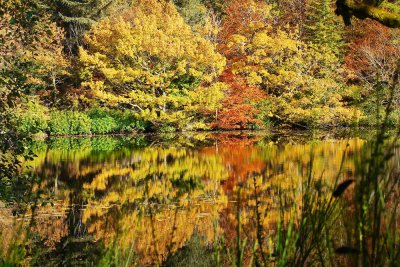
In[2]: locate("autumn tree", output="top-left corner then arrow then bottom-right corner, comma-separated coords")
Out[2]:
345,19 -> 400,84
79,0 -> 226,131
214,0 -> 269,129
219,0 -> 359,128
214,70 -> 267,129
0,15 -> 68,96
275,0 -> 307,30
0,0 -> 68,118
344,19 -> 400,124
0,0 -> 68,202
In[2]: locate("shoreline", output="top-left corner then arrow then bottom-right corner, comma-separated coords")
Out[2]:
30,126 -> 385,140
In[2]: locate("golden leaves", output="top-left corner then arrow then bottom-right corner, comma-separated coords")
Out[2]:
79,0 -> 226,129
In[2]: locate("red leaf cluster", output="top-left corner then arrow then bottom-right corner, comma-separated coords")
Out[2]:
213,0 -> 268,130
214,69 -> 266,129
345,19 -> 399,81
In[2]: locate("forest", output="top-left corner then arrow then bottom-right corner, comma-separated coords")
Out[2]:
1,0 -> 400,135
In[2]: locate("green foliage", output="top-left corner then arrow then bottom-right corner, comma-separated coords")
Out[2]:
49,110 -> 92,135
11,104 -> 149,136
164,233 -> 215,266
304,0 -> 344,58
254,99 -> 273,128
111,110 -> 148,133
158,124 -> 177,133
55,0 -> 130,52
56,0 -> 128,25
201,0 -> 225,16
88,107 -> 118,134
336,0 -> 400,28
0,7 -> 40,190
173,0 -> 208,26
359,100 -> 400,127
46,137 -> 92,150
43,136 -> 148,152
16,100 -> 49,134
88,107 -> 148,133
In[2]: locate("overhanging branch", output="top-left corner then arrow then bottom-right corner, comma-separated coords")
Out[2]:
336,0 -> 400,28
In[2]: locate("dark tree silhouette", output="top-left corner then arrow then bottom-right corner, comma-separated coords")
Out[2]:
336,0 -> 400,27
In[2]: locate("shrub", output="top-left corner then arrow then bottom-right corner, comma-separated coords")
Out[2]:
49,110 -> 91,135
112,110 -> 148,133
88,108 -> 118,134
16,100 -> 49,134
88,107 -> 149,134
44,108 -> 149,136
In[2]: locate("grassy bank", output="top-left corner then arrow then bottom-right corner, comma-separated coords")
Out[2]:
16,102 -> 148,136
15,99 -> 400,137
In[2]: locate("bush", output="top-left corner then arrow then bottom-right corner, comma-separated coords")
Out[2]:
88,107 -> 149,134
16,100 -> 49,134
88,108 -> 118,134
49,110 -> 91,135
113,110 -> 148,132
29,107 -> 149,136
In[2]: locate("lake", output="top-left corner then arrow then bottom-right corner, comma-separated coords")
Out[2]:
1,130 -> 399,266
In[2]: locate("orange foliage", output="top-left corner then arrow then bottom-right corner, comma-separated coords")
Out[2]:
214,69 -> 266,129
201,133 -> 265,191
345,19 -> 400,82
214,0 -> 268,129
218,0 -> 270,53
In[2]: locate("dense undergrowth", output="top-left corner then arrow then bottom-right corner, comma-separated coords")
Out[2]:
14,99 -> 400,136
16,102 -> 148,136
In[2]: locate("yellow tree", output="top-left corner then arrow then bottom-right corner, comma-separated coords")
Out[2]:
0,13 -> 68,92
220,0 -> 361,127
79,0 -> 226,131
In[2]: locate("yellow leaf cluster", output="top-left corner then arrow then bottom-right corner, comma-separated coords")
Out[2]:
79,0 -> 226,129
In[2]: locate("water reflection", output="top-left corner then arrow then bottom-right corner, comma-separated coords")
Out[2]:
0,131 -> 385,265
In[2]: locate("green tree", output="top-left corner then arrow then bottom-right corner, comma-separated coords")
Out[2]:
304,0 -> 344,57
173,0 -> 208,26
55,0 -> 130,53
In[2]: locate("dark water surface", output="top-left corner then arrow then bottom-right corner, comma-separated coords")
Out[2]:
1,130 -> 398,266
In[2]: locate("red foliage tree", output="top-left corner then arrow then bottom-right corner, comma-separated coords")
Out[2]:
214,0 -> 268,130
214,69 -> 266,129
345,19 -> 400,83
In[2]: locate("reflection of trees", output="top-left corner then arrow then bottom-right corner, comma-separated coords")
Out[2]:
215,137 -> 365,261
9,133 -> 374,265
81,147 -> 229,265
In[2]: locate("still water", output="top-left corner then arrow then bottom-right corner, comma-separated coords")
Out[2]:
0,130 -> 396,266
